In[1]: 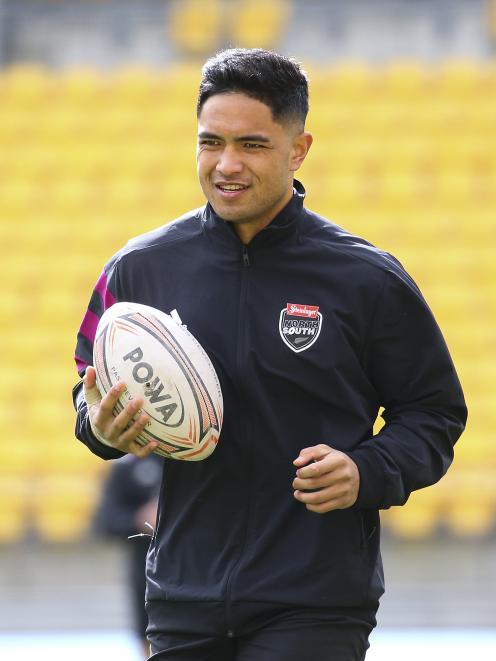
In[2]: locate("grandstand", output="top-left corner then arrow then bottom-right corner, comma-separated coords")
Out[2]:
0,3 -> 495,659
0,55 -> 494,544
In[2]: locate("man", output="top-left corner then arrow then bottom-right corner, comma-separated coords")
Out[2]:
73,49 -> 467,660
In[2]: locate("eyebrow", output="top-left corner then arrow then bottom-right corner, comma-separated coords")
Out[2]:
198,131 -> 271,143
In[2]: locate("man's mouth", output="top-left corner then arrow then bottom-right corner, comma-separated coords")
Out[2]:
215,183 -> 249,193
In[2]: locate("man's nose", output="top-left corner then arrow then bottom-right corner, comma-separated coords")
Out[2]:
216,145 -> 243,176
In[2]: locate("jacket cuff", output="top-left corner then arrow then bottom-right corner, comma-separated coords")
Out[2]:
73,381 -> 125,461
348,446 -> 388,510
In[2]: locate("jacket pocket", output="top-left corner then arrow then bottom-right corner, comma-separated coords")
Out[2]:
356,508 -> 378,550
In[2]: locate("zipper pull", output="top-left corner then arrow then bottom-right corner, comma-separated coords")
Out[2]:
242,245 -> 250,267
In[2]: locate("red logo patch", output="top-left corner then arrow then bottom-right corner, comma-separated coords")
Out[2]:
286,303 -> 320,319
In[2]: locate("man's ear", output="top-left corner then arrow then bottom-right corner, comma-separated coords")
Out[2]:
290,132 -> 313,172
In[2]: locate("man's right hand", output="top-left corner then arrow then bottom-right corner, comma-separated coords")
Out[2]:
83,366 -> 158,458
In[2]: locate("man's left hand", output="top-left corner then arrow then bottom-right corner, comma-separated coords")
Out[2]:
292,444 -> 360,513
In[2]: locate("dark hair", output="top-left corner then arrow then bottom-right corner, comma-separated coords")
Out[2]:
197,48 -> 309,128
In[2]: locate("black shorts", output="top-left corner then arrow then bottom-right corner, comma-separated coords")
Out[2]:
146,600 -> 376,661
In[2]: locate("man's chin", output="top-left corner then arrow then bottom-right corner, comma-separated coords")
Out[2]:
211,203 -> 250,224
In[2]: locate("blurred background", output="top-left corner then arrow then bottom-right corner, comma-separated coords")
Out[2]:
0,0 -> 495,659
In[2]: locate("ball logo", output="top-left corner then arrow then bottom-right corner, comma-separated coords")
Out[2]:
279,303 -> 322,353
123,346 -> 185,427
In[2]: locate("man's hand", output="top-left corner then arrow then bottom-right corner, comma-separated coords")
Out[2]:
83,366 -> 157,458
292,444 -> 360,513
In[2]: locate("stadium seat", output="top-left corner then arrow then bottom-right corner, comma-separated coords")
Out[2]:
33,474 -> 103,541
380,60 -> 431,100
325,62 -> 378,101
444,471 -> 496,537
228,0 -> 290,49
435,59 -> 489,99
168,0 -> 222,56
58,69 -> 106,106
382,487 -> 443,539
0,65 -> 53,107
0,477 -> 31,542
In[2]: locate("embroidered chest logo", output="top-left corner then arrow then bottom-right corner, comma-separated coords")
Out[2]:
279,303 -> 323,353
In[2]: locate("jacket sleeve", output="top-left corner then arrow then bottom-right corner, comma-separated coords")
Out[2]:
349,270 -> 467,510
72,257 -> 126,461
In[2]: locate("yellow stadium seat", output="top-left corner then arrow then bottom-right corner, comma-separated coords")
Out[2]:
43,179 -> 101,217
308,137 -> 380,177
158,64 -> 201,107
306,101 -> 359,138
109,67 -> 160,106
433,137 -> 494,172
0,185 -> 47,222
36,107 -> 96,145
308,172 -> 367,216
0,477 -> 31,542
0,109 -> 39,146
0,65 -> 53,108
40,438 -> 107,476
444,472 -> 496,537
33,474 -> 102,541
435,59 -> 489,100
466,395 -> 496,437
228,0 -> 290,49
381,487 -> 443,539
51,144 -> 111,181
0,443 -> 39,477
4,146 -> 60,183
168,0 -> 222,56
411,99 -> 465,138
380,60 -> 431,100
327,62 -> 380,101
374,172 -> 425,212
58,68 -> 106,106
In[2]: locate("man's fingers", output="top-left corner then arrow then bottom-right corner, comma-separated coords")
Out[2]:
294,484 -> 356,512
292,473 -> 332,492
112,411 -> 148,444
83,366 -> 97,388
128,438 -> 159,459
293,444 -> 330,466
295,452 -> 343,480
98,397 -> 144,440
97,382 -> 126,416
83,367 -> 103,408
294,483 -> 347,505
82,373 -> 157,458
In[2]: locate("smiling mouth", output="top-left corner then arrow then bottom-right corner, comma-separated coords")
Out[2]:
215,183 -> 249,193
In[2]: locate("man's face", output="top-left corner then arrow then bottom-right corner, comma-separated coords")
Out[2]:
197,92 -> 311,242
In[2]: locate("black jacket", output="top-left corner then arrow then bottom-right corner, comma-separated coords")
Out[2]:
73,181 -> 467,611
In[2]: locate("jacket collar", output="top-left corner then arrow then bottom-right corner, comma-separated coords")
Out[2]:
201,179 -> 306,248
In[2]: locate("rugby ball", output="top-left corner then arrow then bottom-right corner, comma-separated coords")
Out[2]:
93,301 -> 223,461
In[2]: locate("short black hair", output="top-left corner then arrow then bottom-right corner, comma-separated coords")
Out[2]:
197,48 -> 309,128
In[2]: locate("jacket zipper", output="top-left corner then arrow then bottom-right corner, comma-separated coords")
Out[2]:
224,243 -> 252,637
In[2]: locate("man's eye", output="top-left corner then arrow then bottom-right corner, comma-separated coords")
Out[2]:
245,142 -> 264,149
199,139 -> 220,147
